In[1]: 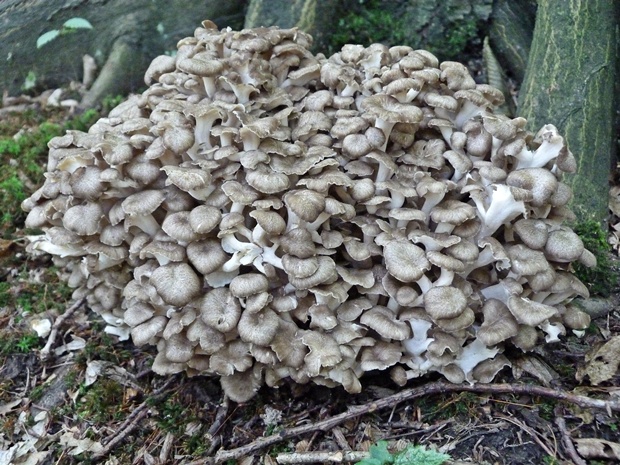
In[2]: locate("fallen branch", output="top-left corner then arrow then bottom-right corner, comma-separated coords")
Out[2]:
40,298 -> 86,360
213,381 -> 620,463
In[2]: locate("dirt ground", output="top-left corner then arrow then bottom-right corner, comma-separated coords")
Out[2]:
1,91 -> 620,465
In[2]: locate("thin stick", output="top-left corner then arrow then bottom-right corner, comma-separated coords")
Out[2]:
213,381 -> 620,463
555,413 -> 587,465
93,408 -> 149,459
40,298 -> 86,360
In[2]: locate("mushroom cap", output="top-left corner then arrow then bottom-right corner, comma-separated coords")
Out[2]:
431,200 -> 476,225
121,189 -> 166,215
477,299 -> 519,346
360,94 -> 424,124
150,263 -> 201,307
507,296 -> 558,326
383,241 -> 430,282
63,202 -> 103,236
513,219 -> 548,250
360,341 -> 403,371
360,306 -> 412,341
237,308 -> 280,345
544,228 -> 585,262
284,189 -> 326,222
229,273 -> 269,298
198,287 -> 242,333
424,286 -> 468,320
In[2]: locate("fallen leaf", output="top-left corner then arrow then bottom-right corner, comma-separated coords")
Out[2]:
576,336 -> 620,384
0,398 -> 22,415
512,355 -> 559,387
59,430 -> 104,455
575,438 -> 620,459
53,335 -> 86,356
0,238 -> 14,257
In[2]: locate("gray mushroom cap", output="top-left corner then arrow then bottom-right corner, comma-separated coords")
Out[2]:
150,263 -> 201,307
383,241 -> 430,283
360,306 -> 411,341
424,286 -> 468,320
198,287 -> 242,333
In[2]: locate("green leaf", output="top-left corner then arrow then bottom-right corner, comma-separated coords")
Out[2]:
361,441 -> 393,465
36,30 -> 60,48
393,444 -> 450,465
62,17 -> 93,30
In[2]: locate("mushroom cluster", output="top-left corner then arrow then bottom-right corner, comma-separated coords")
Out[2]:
23,21 -> 595,402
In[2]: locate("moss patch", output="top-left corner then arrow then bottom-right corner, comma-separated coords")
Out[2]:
572,218 -> 616,297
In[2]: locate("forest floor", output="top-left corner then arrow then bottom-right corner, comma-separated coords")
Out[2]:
1,89 -> 620,465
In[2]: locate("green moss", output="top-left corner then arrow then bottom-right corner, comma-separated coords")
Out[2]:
571,219 -> 616,297
329,0 -> 407,55
429,19 -> 479,60
76,379 -> 125,423
0,95 -> 125,235
0,331 -> 42,355
327,0 -> 486,60
0,282 -> 10,306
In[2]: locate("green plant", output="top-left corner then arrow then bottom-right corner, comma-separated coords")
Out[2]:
16,334 -> 40,352
37,17 -> 93,49
357,441 -> 450,465
572,218 -> 615,296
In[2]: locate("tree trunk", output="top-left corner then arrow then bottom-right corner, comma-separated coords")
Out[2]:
488,0 -> 536,82
0,0 -> 247,102
517,0 -> 618,224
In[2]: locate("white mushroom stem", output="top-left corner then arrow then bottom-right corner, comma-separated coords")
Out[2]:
454,101 -> 484,128
125,214 -> 161,236
540,320 -> 565,343
374,118 -> 395,150
388,190 -> 405,210
402,318 -> 434,372
473,184 -> 525,240
434,268 -> 455,288
257,243 -> 283,270
29,238 -> 86,257
433,221 -> 456,235
202,77 -> 216,98
241,131 -> 260,151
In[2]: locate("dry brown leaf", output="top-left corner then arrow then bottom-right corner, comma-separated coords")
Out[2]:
0,238 -> 14,257
575,438 -> 620,459
512,355 -> 560,386
576,336 -> 620,384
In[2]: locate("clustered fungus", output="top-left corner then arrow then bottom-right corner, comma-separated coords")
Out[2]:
23,21 -> 595,402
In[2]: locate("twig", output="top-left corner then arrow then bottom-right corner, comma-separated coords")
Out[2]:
496,414 -> 557,458
206,397 -> 231,455
276,451 -> 369,464
40,298 -> 86,360
213,381 -> 620,463
93,408 -> 149,459
554,409 -> 587,465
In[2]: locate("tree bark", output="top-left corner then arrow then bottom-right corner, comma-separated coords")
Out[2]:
0,0 -> 247,101
517,0 -> 618,224
488,0 -> 536,82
